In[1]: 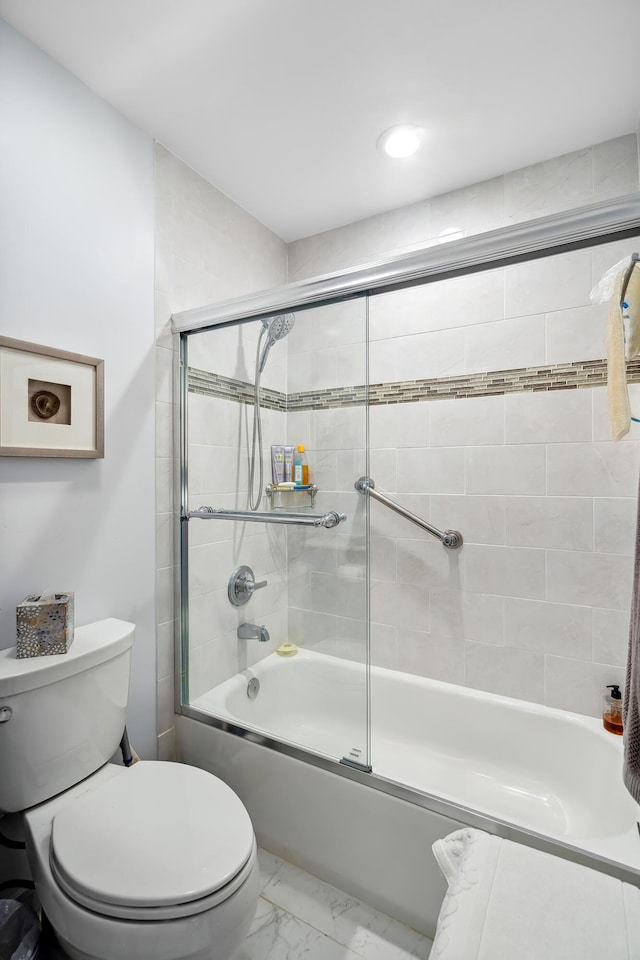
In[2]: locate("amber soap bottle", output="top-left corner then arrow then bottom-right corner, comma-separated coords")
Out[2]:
603,684 -> 623,735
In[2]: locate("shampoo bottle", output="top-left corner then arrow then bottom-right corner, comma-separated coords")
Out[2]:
603,684 -> 623,735
294,445 -> 309,486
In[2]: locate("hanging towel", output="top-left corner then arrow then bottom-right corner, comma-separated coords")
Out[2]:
608,269 -> 631,440
624,263 -> 640,360
624,468 -> 640,802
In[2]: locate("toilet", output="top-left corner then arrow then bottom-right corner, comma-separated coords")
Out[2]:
0,618 -> 259,960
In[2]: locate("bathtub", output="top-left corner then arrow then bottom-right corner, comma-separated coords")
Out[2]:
183,648 -> 640,934
190,648 -> 640,871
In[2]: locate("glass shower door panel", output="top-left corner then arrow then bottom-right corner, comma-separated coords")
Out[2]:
285,298 -> 369,769
182,301 -> 370,769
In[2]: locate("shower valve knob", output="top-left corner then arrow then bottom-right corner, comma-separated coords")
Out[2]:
228,565 -> 267,606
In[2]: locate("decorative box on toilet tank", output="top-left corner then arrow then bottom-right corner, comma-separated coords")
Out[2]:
16,593 -> 74,658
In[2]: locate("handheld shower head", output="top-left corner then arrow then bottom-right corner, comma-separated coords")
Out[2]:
257,314 -> 295,373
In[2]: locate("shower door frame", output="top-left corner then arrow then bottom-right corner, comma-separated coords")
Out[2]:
174,192 -> 640,882
177,302 -> 371,768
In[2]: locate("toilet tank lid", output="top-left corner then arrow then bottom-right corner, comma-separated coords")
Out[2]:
0,619 -> 134,697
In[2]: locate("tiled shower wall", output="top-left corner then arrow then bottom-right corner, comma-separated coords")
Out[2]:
154,145 -> 287,755
286,133 -> 640,718
185,324 -> 290,699
157,133 -> 640,750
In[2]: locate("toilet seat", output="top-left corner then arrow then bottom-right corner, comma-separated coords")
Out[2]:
49,762 -> 255,921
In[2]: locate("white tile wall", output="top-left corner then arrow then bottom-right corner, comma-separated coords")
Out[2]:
505,497 -> 593,551
154,145 -> 287,752
295,215 -> 640,719
160,133 -> 640,743
429,396 -> 505,447
289,135 -> 639,282
465,313 -> 546,373
545,304 -> 607,364
464,641 -> 545,703
504,390 -> 592,445
465,444 -> 546,496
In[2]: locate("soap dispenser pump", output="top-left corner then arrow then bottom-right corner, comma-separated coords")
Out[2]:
603,684 -> 623,735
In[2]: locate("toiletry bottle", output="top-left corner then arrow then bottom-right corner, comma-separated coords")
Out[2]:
271,445 -> 285,485
603,684 -> 623,735
284,446 -> 294,482
294,445 -> 309,485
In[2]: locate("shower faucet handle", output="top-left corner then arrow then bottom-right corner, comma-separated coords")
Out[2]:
228,565 -> 267,606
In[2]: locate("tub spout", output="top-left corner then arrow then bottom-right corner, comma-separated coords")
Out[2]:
237,623 -> 270,643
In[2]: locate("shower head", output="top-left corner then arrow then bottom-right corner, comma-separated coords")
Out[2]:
257,314 -> 296,373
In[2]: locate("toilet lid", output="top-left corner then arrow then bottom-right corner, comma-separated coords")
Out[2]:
50,762 -> 254,911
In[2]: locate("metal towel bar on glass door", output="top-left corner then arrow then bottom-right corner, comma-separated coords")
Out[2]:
354,477 -> 463,549
186,506 -> 347,529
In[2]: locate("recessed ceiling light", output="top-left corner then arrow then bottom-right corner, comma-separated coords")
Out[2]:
377,124 -> 424,159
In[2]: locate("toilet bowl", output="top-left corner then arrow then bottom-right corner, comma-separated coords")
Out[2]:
0,619 -> 259,960
24,762 -> 259,960
23,761 -> 258,960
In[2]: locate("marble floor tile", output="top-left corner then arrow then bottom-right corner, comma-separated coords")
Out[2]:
233,898 -> 364,960
246,848 -> 432,960
258,847 -> 285,892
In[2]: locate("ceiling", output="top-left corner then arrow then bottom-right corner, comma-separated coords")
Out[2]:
1,0 -> 639,242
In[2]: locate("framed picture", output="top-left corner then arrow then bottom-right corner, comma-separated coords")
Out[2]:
0,337 -> 104,458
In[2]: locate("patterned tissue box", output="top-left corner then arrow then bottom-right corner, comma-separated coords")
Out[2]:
16,593 -> 74,658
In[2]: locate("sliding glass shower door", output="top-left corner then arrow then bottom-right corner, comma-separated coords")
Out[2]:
180,297 -> 370,769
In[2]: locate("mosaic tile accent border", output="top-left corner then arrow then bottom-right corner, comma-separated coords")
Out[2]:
188,368 -> 286,411
189,358 -> 640,410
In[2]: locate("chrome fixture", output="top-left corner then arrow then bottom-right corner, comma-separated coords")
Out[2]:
248,313 -> 296,511
258,314 -> 296,373
355,477 -> 463,549
228,565 -> 267,607
247,677 -> 260,699
237,623 -> 270,643
265,482 -> 318,509
187,506 -> 346,528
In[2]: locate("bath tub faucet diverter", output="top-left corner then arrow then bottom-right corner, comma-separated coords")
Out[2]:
237,623 -> 270,643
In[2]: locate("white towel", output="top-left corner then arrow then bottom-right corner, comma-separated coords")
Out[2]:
608,269 -> 631,440
431,828 -> 640,959
624,263 -> 640,360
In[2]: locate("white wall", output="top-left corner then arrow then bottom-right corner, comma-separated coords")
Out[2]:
0,21 -> 157,756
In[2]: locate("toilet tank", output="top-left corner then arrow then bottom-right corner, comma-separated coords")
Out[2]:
0,619 -> 134,813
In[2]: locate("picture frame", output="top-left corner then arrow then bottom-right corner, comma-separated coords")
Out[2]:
0,336 -> 104,458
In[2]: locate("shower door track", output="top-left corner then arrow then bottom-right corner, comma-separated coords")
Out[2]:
172,194 -> 640,334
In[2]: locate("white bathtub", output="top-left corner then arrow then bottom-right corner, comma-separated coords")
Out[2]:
191,648 -> 640,873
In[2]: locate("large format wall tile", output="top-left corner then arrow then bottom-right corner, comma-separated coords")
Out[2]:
464,642 -> 545,703
168,135 -> 640,735
280,138 -> 640,724
505,497 -> 593,551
